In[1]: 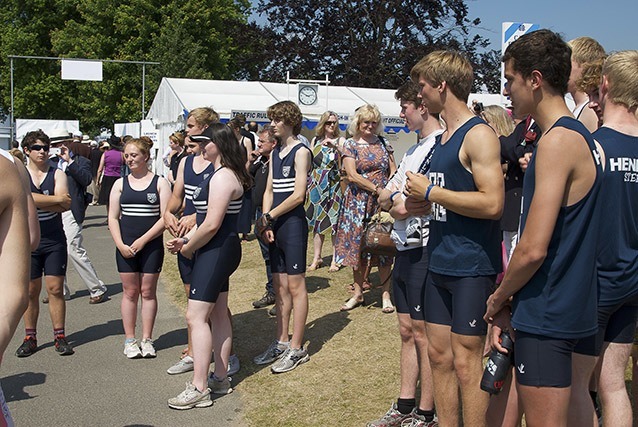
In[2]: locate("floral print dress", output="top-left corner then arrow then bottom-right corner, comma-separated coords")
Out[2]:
334,137 -> 393,268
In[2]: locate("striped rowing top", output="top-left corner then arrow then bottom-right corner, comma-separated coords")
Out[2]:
183,155 -> 214,216
193,167 -> 243,226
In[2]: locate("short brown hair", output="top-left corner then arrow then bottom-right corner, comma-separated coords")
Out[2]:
410,50 -> 473,102
394,80 -> 421,107
22,129 -> 50,149
267,101 -> 303,135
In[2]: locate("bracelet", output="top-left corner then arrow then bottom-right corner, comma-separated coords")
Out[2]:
390,191 -> 400,204
425,184 -> 435,202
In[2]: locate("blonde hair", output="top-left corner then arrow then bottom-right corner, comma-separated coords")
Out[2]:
347,104 -> 383,137
576,58 -> 605,94
315,111 -> 341,138
169,131 -> 185,147
568,37 -> 606,65
188,107 -> 220,128
602,50 -> 638,110
481,105 -> 515,137
410,50 -> 473,102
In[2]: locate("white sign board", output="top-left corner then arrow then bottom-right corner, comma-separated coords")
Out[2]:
61,60 -> 103,81
230,110 -> 270,122
16,119 -> 80,143
501,22 -> 540,102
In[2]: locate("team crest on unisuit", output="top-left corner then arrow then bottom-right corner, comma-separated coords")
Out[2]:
203,173 -> 210,180
192,187 -> 201,199
282,166 -> 291,177
147,193 -> 158,203
43,190 -> 50,195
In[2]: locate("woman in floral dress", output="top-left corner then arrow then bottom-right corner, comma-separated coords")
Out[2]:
334,104 -> 396,311
305,111 -> 344,271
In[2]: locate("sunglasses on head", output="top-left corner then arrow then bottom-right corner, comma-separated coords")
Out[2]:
30,144 -> 49,151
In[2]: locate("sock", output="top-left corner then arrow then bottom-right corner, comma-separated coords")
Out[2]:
125,338 -> 137,344
25,328 -> 37,340
396,398 -> 415,415
278,340 -> 289,347
416,408 -> 435,422
53,328 -> 65,338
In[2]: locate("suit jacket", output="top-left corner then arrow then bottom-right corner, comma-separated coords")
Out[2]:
50,154 -> 92,224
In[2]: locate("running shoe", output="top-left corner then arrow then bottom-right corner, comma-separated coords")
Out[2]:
208,374 -> 233,395
54,335 -> 74,356
140,338 -> 156,358
168,382 -> 213,410
252,291 -> 276,308
366,403 -> 412,427
253,340 -> 289,365
228,353 -> 240,376
167,355 -> 194,375
270,347 -> 309,374
400,409 -> 438,427
124,339 -> 142,359
15,336 -> 38,358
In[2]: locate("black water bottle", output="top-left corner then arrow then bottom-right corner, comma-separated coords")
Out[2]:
480,330 -> 514,395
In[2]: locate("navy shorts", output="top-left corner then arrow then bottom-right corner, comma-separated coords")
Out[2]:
393,246 -> 429,321
31,237 -> 68,280
190,233 -> 241,303
514,330 -> 577,388
177,252 -> 193,284
270,214 -> 308,275
425,273 -> 494,335
116,236 -> 164,273
574,295 -> 638,356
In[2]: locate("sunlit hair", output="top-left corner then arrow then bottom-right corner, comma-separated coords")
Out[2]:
568,37 -> 606,66
348,104 -> 384,136
125,137 -> 154,162
267,101 -> 303,135
203,123 -> 253,191
315,111 -> 341,138
394,80 -> 422,107
169,131 -> 185,147
503,29 -> 572,95
258,127 -> 280,146
481,105 -> 515,137
188,107 -> 220,128
601,50 -> 638,110
228,114 -> 246,130
9,148 -> 25,163
410,50 -> 473,102
22,129 -> 50,149
576,58 -> 605,94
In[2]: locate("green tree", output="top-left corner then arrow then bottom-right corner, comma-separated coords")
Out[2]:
0,0 -> 251,135
252,0 -> 500,91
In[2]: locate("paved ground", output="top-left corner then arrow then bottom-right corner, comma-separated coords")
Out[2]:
1,206 -> 245,427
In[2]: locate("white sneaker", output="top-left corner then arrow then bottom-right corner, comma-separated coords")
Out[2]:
124,339 -> 142,359
140,338 -> 156,358
167,355 -> 194,375
228,354 -> 240,376
167,382 -> 213,410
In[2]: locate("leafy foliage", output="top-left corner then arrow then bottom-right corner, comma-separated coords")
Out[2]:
253,0 -> 500,91
0,0 -> 251,135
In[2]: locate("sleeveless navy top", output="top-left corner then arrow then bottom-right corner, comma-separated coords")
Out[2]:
271,143 -> 311,219
512,117 -> 603,338
192,168 -> 242,233
427,116 -> 502,276
183,155 -> 214,216
30,167 -> 64,241
594,127 -> 638,306
119,175 -> 161,238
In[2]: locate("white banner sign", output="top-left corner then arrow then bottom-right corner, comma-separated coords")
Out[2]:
61,60 -> 103,81
501,22 -> 540,101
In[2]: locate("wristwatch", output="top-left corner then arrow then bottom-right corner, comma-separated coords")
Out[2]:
182,237 -> 190,245
264,212 -> 273,223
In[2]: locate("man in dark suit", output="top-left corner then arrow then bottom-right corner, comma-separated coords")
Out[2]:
48,129 -> 108,304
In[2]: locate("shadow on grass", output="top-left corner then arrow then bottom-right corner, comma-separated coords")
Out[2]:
306,275 -> 331,294
1,371 -> 47,402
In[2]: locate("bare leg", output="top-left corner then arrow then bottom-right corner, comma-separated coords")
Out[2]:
633,343 -> 638,427
274,273 -> 291,343
23,279 -> 42,331
329,234 -> 340,270
486,369 -> 522,427
44,275 -> 66,330
211,292 -> 232,380
184,283 -> 192,356
426,322 -> 459,427
451,332 -> 489,427
120,272 -> 141,339
139,273 -> 159,340
309,233 -> 324,269
379,264 -> 393,308
397,313 -> 419,399
518,383 -> 571,427
599,342 -> 633,427
412,318 -> 434,411
186,299 -> 214,392
568,353 -> 598,427
287,273 -> 308,349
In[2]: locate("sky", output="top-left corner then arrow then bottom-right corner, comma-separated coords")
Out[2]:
466,0 -> 636,53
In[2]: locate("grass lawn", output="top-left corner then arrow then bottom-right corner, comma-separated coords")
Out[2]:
161,232 -> 637,426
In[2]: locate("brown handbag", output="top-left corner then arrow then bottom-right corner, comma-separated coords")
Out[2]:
360,210 -> 397,257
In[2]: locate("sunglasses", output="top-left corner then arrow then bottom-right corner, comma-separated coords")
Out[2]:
30,144 -> 49,151
325,121 -> 337,126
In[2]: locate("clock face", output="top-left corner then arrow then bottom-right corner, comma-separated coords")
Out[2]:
299,85 -> 318,105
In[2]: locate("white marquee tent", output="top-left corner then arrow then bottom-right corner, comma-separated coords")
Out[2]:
146,77 -> 502,175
